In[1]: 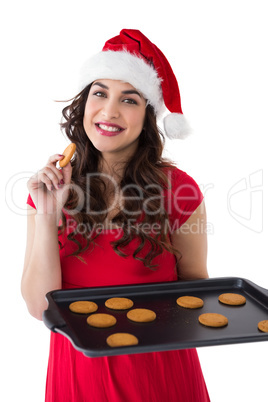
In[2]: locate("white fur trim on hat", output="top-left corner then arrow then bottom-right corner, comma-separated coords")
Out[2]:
79,50 -> 163,115
163,113 -> 192,140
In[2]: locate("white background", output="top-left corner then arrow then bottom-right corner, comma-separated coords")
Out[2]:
1,1 -> 268,401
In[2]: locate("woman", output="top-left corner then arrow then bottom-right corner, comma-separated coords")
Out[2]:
22,29 -> 210,401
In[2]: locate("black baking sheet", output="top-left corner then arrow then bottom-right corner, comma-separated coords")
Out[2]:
43,277 -> 268,357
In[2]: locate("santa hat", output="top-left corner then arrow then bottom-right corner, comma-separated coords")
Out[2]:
79,29 -> 191,139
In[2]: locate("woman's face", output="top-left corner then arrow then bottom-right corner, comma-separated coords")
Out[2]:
83,79 -> 146,160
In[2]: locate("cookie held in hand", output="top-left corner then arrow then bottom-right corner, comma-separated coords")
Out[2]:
59,143 -> 76,168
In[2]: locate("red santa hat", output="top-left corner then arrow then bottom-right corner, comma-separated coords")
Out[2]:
79,29 -> 191,139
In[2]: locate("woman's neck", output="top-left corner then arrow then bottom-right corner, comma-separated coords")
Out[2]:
98,155 -> 127,182
98,141 -> 138,180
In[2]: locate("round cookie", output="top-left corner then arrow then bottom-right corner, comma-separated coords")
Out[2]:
176,296 -> 204,309
258,320 -> 268,333
87,313 -> 117,328
105,297 -> 134,310
59,143 -> 76,168
218,293 -> 246,306
127,308 -> 156,323
106,333 -> 139,348
69,300 -> 98,314
198,313 -> 228,328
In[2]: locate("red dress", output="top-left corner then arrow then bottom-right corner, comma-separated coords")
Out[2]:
27,167 -> 210,402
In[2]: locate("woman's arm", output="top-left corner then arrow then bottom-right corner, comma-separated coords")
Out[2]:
21,207 -> 62,320
21,154 -> 72,320
171,200 -> 208,280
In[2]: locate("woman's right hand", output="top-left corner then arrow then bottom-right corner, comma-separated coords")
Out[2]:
27,154 -> 73,221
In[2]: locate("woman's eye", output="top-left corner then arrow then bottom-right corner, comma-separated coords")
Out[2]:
123,98 -> 137,105
93,91 -> 106,98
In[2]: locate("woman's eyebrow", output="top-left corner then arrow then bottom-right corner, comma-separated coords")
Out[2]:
92,82 -> 141,98
121,89 -> 142,98
92,82 -> 109,89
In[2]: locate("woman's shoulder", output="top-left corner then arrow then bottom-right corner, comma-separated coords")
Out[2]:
161,165 -> 204,230
162,165 -> 198,189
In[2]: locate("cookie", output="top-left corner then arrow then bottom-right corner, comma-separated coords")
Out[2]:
106,333 -> 139,348
105,297 -> 134,310
127,308 -> 156,323
218,293 -> 246,306
69,300 -> 98,314
258,320 -> 268,333
198,313 -> 228,328
59,143 -> 76,167
87,313 -> 117,328
176,296 -> 204,309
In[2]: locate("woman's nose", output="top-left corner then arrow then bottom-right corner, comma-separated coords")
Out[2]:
101,99 -> 120,119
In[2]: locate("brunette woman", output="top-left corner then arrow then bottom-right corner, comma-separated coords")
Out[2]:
22,29 -> 210,401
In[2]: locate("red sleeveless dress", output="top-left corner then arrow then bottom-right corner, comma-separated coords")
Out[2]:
27,167 -> 210,402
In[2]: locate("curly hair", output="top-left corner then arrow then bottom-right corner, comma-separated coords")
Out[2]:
59,84 -> 180,268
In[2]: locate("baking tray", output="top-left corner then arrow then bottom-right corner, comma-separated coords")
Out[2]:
43,277 -> 268,357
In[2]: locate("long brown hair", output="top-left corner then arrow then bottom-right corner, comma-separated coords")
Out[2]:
59,84 -> 179,268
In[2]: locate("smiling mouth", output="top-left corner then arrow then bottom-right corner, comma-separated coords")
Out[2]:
95,123 -> 125,136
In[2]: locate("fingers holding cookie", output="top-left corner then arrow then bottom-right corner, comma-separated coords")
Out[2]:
39,155 -> 66,191
28,143 -> 75,195
28,154 -> 63,192
27,152 -> 74,216
33,152 -> 73,193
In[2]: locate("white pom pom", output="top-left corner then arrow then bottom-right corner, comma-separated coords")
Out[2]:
163,113 -> 192,139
